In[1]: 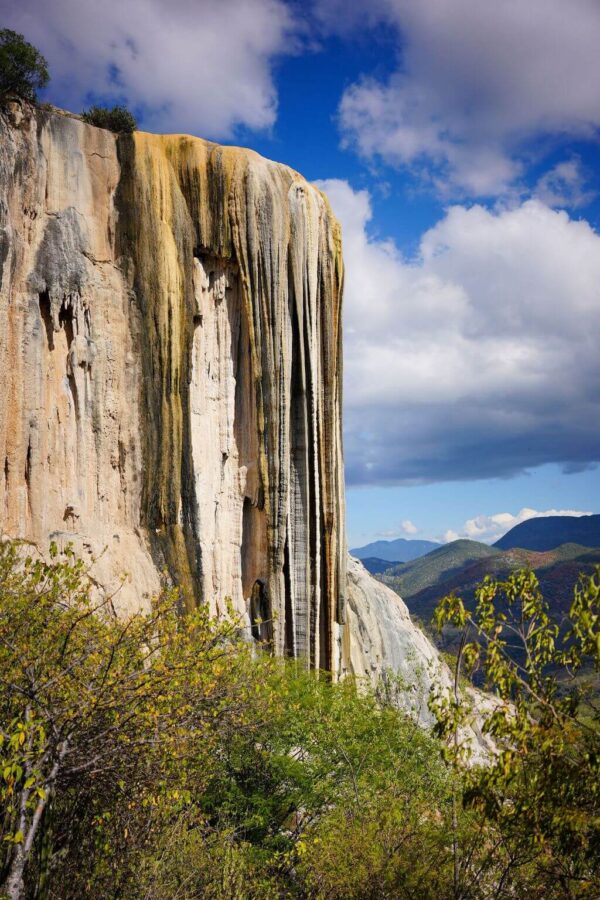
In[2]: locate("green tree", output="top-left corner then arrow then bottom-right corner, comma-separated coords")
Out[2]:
153,662 -> 459,899
0,540 -> 253,899
431,568 -> 600,898
81,104 -> 137,133
9,537 -> 597,897
0,31 -> 49,102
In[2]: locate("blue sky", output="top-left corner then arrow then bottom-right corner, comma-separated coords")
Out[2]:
4,0 -> 600,546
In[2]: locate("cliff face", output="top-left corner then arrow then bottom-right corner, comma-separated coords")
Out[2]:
344,555 -> 449,723
0,105 -> 345,671
345,557 -> 496,756
0,102 -> 491,739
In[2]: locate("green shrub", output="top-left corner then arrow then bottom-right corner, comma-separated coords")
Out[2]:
81,104 -> 137,133
0,540 -> 255,897
2,539 -> 598,897
0,30 -> 49,102
432,568 -> 600,897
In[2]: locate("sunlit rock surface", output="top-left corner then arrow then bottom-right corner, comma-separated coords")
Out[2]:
346,556 -> 496,757
0,103 -> 498,746
0,104 -> 345,671
345,555 -> 448,723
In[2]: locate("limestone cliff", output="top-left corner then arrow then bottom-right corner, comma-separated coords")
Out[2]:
0,102 -> 491,741
345,556 -> 496,756
0,104 -> 345,671
344,555 -> 448,723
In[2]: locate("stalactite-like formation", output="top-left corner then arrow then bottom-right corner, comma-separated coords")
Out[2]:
0,106 -> 346,672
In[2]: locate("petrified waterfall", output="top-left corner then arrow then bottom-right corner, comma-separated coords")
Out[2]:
0,105 -> 345,672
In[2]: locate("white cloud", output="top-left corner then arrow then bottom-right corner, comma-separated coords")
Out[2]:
317,178 -> 600,485
3,0 -> 298,136
325,0 -> 600,196
534,159 -> 596,210
443,508 -> 593,545
376,519 -> 419,538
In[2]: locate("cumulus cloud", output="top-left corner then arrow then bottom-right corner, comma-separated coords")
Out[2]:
443,508 -> 593,545
2,0 -> 298,136
322,0 -> 600,196
317,178 -> 600,485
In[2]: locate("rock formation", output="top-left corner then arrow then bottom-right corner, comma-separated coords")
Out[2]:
345,555 -> 449,723
345,556 -> 497,757
0,102 -> 491,744
0,104 -> 345,672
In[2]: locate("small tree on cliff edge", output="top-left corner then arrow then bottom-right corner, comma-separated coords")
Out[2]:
0,30 -> 49,102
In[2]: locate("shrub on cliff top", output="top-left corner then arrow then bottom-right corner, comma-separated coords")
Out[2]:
0,30 -> 49,102
81,104 -> 137,133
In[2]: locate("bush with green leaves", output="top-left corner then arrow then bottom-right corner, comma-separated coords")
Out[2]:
431,567 -> 600,898
127,662 -> 463,900
0,30 -> 49,102
0,540 -> 461,898
0,540 -> 258,898
3,539 -> 599,898
80,104 -> 137,133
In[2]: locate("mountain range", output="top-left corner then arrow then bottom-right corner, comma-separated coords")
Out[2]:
362,516 -> 600,660
358,557 -> 401,575
382,540 -> 599,616
379,539 -> 600,683
493,513 -> 600,551
382,539 -> 499,595
350,537 -> 439,563
352,513 -> 600,572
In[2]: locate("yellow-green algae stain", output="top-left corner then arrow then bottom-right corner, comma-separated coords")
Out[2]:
115,130 -> 346,670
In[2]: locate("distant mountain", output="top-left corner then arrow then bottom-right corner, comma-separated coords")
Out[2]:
495,514 -> 600,552
350,538 -> 440,563
383,542 -> 600,640
383,539 -> 500,598
360,557 -> 402,575
380,539 -> 600,689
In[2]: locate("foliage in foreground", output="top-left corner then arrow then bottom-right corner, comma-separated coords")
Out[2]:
0,541 -> 253,898
0,541 -> 599,898
432,567 -> 600,898
80,104 -> 137,133
0,30 -> 49,102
